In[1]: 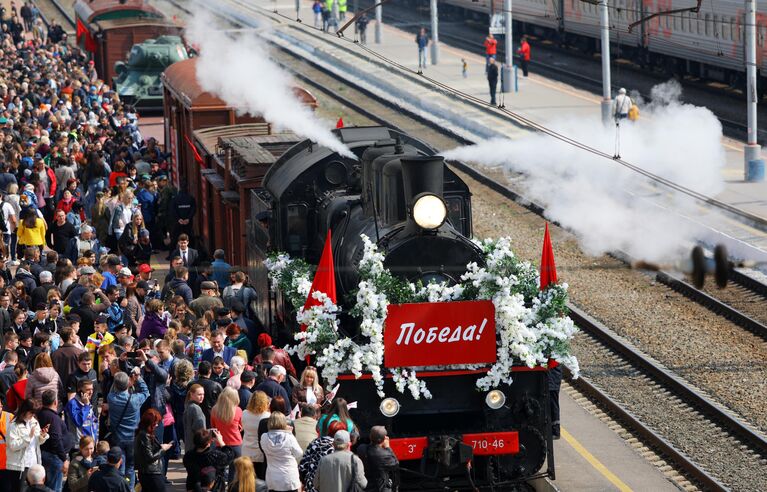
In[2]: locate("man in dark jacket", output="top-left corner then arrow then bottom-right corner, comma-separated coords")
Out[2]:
169,187 -> 196,246
167,266 -> 193,305
51,327 -> 82,399
37,390 -> 70,492
254,365 -> 290,411
30,271 -> 55,309
88,447 -> 131,492
487,57 -> 499,106
361,426 -> 399,492
0,351 -> 17,405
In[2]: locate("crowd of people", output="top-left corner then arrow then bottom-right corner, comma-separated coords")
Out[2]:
0,4 -> 401,492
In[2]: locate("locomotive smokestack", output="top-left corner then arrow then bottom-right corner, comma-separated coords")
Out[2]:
401,156 -> 444,204
401,156 -> 447,231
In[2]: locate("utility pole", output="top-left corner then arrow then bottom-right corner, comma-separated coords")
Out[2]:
501,0 -> 512,92
599,0 -> 612,125
745,0 -> 763,180
375,1 -> 383,43
430,0 -> 439,64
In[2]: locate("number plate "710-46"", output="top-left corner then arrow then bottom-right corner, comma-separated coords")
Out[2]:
462,432 -> 520,455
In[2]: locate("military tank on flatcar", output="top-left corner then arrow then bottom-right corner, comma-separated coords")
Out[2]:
245,126 -> 555,489
114,35 -> 189,112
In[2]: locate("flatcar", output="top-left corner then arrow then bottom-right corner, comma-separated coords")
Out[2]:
245,126 -> 556,489
441,0 -> 767,91
74,0 -> 184,85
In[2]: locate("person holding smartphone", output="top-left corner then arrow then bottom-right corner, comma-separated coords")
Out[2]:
7,398 -> 49,492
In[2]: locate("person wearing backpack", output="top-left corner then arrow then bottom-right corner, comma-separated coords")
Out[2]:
221,271 -> 257,319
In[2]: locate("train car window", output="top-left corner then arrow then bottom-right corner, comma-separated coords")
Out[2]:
285,204 -> 308,256
673,14 -> 678,31
705,14 -> 711,37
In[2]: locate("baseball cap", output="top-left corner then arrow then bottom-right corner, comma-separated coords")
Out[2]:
138,264 -> 153,274
78,266 -> 96,275
106,447 -> 122,464
333,429 -> 351,447
118,267 -> 133,277
138,228 -> 150,238
95,314 -> 108,324
136,280 -> 150,290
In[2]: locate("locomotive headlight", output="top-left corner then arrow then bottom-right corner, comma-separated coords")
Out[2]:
380,397 -> 400,417
485,390 -> 506,410
412,193 -> 447,230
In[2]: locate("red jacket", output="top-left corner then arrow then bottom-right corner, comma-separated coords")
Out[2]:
43,166 -> 57,199
518,41 -> 531,61
483,37 -> 497,55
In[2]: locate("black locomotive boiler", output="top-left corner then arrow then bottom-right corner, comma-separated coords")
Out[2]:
246,126 -> 555,489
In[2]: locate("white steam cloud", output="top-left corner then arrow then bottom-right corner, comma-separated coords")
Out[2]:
444,80 -> 727,262
186,12 -> 354,158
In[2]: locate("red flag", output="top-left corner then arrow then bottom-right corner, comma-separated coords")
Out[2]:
184,134 -> 204,165
76,19 -> 96,53
539,223 -> 557,290
336,117 -> 344,129
302,230 -> 337,362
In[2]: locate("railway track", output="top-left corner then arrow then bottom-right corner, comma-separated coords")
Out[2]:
159,0 -> 767,488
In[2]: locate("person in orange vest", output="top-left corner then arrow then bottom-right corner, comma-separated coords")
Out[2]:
517,35 -> 531,77
0,397 -> 13,486
483,32 -> 497,73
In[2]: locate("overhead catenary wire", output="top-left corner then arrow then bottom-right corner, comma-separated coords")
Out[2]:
256,2 -> 767,230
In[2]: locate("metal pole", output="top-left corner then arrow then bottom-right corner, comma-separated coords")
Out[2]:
375,1 -> 382,43
430,0 -> 439,64
599,0 -> 612,125
295,0 -> 300,20
501,0 -> 512,92
353,0 -> 359,33
744,0 -> 763,176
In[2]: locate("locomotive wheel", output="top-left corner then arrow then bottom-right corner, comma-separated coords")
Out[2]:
493,425 -> 547,481
714,244 -> 729,289
691,246 -> 706,289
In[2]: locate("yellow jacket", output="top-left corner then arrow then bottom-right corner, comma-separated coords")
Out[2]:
16,217 -> 46,246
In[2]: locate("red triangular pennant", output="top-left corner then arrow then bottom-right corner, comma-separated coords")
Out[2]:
539,223 -> 558,290
301,230 -> 337,362
76,19 -> 96,53
336,117 -> 344,129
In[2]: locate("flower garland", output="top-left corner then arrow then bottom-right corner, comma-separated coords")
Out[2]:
265,235 -> 579,400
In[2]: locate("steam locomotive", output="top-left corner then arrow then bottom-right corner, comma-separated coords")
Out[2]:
246,127 -> 555,489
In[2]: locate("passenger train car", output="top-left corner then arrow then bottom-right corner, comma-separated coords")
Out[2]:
443,0 -> 766,90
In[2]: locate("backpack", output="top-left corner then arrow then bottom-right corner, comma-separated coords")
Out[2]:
222,285 -> 247,308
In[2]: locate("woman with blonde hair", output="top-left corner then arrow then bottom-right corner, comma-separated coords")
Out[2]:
291,366 -> 324,407
242,390 -> 270,479
229,456 -> 256,492
211,387 -> 243,481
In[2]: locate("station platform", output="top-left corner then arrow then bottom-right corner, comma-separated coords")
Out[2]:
209,0 -> 767,267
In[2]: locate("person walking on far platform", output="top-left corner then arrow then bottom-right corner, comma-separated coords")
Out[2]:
487,58 -> 499,106
483,32 -> 497,73
613,88 -> 632,122
416,28 -> 429,70
517,35 -> 531,77
356,13 -> 369,45
312,0 -> 322,29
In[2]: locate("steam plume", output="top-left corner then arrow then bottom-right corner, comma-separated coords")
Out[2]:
444,81 -> 727,262
186,12 -> 354,158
